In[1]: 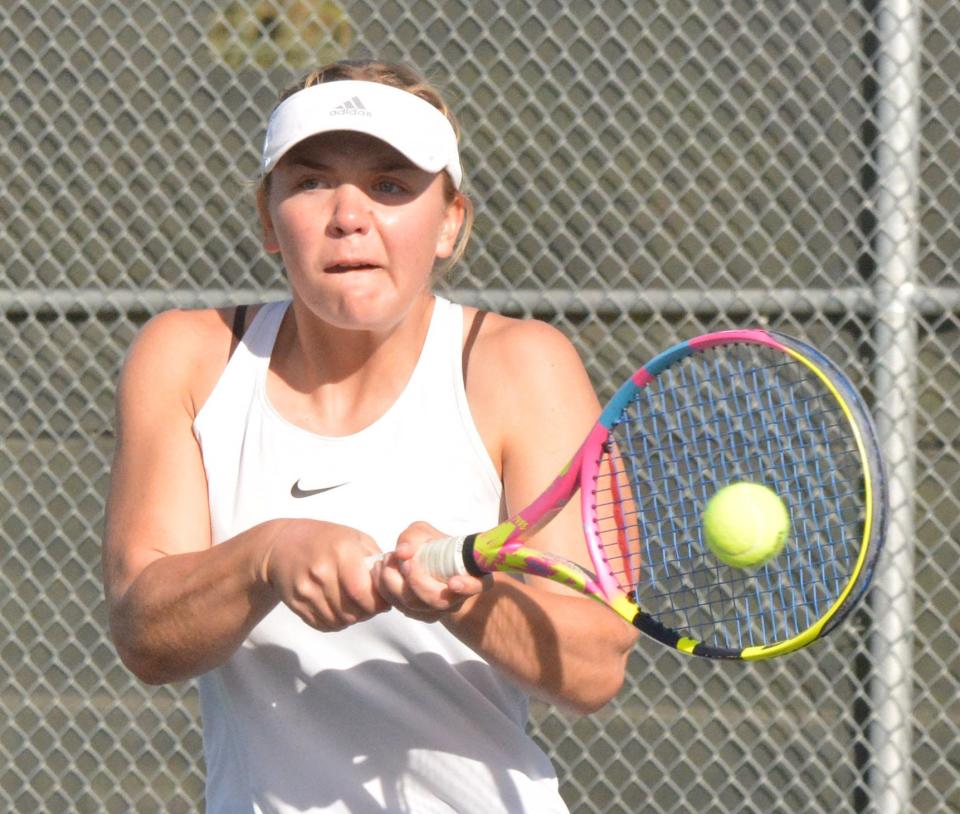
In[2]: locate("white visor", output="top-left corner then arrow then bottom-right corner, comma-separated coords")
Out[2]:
261,80 -> 463,188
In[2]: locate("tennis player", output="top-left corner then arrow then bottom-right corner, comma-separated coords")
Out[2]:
103,58 -> 637,813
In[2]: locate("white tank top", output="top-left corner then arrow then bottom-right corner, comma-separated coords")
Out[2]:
192,297 -> 567,814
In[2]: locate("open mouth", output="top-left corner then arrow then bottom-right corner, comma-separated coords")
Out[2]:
325,262 -> 380,274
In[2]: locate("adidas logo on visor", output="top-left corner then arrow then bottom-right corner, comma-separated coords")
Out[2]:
330,96 -> 371,117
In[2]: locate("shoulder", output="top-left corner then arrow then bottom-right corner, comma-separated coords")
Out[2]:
464,308 -> 593,392
461,308 -> 599,464
120,306 -> 258,419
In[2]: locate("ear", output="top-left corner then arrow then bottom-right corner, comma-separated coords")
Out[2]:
256,182 -> 280,254
435,194 -> 465,259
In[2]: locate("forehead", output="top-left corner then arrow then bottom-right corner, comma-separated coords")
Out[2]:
280,131 -> 418,171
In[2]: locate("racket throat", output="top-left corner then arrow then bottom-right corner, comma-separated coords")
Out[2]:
460,534 -> 487,578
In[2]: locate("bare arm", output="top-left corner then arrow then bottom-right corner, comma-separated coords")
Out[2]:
103,310 -> 386,684
375,317 -> 638,713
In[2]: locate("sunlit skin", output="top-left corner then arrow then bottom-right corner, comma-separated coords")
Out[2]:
259,131 -> 464,340
103,121 -> 637,714
254,131 -> 466,437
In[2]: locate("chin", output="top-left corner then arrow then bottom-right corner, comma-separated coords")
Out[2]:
303,285 -> 429,333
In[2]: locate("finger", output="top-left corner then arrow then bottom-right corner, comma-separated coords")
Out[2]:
379,559 -> 432,608
289,594 -> 342,632
393,539 -> 416,562
402,569 -> 468,612
394,522 -> 445,562
377,550 -> 475,617
446,574 -> 487,596
375,556 -> 439,611
371,557 -> 412,603
295,573 -> 366,631
401,554 -> 459,596
316,556 -> 381,625
342,568 -> 390,617
363,552 -> 385,569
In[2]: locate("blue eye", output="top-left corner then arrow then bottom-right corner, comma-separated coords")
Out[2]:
374,180 -> 404,194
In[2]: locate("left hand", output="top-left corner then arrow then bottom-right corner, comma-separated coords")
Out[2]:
373,521 -> 489,622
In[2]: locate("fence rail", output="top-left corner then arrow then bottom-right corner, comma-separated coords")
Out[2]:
4,285 -> 960,317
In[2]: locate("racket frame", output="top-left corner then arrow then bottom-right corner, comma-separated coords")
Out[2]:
428,328 -> 886,660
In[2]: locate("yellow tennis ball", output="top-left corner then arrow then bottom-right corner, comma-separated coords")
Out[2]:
702,482 -> 790,568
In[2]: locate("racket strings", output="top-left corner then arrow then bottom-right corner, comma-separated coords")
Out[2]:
589,342 -> 868,652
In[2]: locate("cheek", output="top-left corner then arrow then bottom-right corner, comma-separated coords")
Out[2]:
383,205 -> 451,264
376,215 -> 421,261
272,203 -> 319,252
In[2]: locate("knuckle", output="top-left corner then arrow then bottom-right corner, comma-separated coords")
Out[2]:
308,562 -> 332,582
292,577 -> 314,600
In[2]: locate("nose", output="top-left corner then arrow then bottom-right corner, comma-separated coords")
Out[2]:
327,184 -> 370,237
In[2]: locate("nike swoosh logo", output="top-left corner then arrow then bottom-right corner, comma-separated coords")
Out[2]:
290,480 -> 348,499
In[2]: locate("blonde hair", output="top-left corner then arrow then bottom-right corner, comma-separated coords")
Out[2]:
259,59 -> 474,274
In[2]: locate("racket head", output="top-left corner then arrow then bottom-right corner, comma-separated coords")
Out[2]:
581,328 -> 887,660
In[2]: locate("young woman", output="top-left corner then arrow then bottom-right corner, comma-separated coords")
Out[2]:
103,59 -> 637,813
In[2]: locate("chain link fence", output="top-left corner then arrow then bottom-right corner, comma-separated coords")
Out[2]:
2,0 -> 958,811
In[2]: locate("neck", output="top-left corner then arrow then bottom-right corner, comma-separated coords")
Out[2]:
266,293 -> 436,435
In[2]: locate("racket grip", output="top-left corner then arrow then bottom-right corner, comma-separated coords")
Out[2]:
414,536 -> 469,579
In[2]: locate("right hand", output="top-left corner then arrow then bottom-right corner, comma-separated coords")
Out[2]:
371,522 -> 490,623
260,519 -> 390,631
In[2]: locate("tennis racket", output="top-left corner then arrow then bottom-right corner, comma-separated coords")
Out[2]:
414,328 -> 887,660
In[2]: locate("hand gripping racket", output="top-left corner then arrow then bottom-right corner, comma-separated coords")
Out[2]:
416,329 -> 887,660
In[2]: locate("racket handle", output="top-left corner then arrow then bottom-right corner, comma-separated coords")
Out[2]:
414,536 -> 469,579
361,536 -> 474,578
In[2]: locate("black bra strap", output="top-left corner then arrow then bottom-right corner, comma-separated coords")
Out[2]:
229,304 -> 248,358
462,309 -> 487,387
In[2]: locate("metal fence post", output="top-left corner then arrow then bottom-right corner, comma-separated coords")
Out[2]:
869,1 -> 922,810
